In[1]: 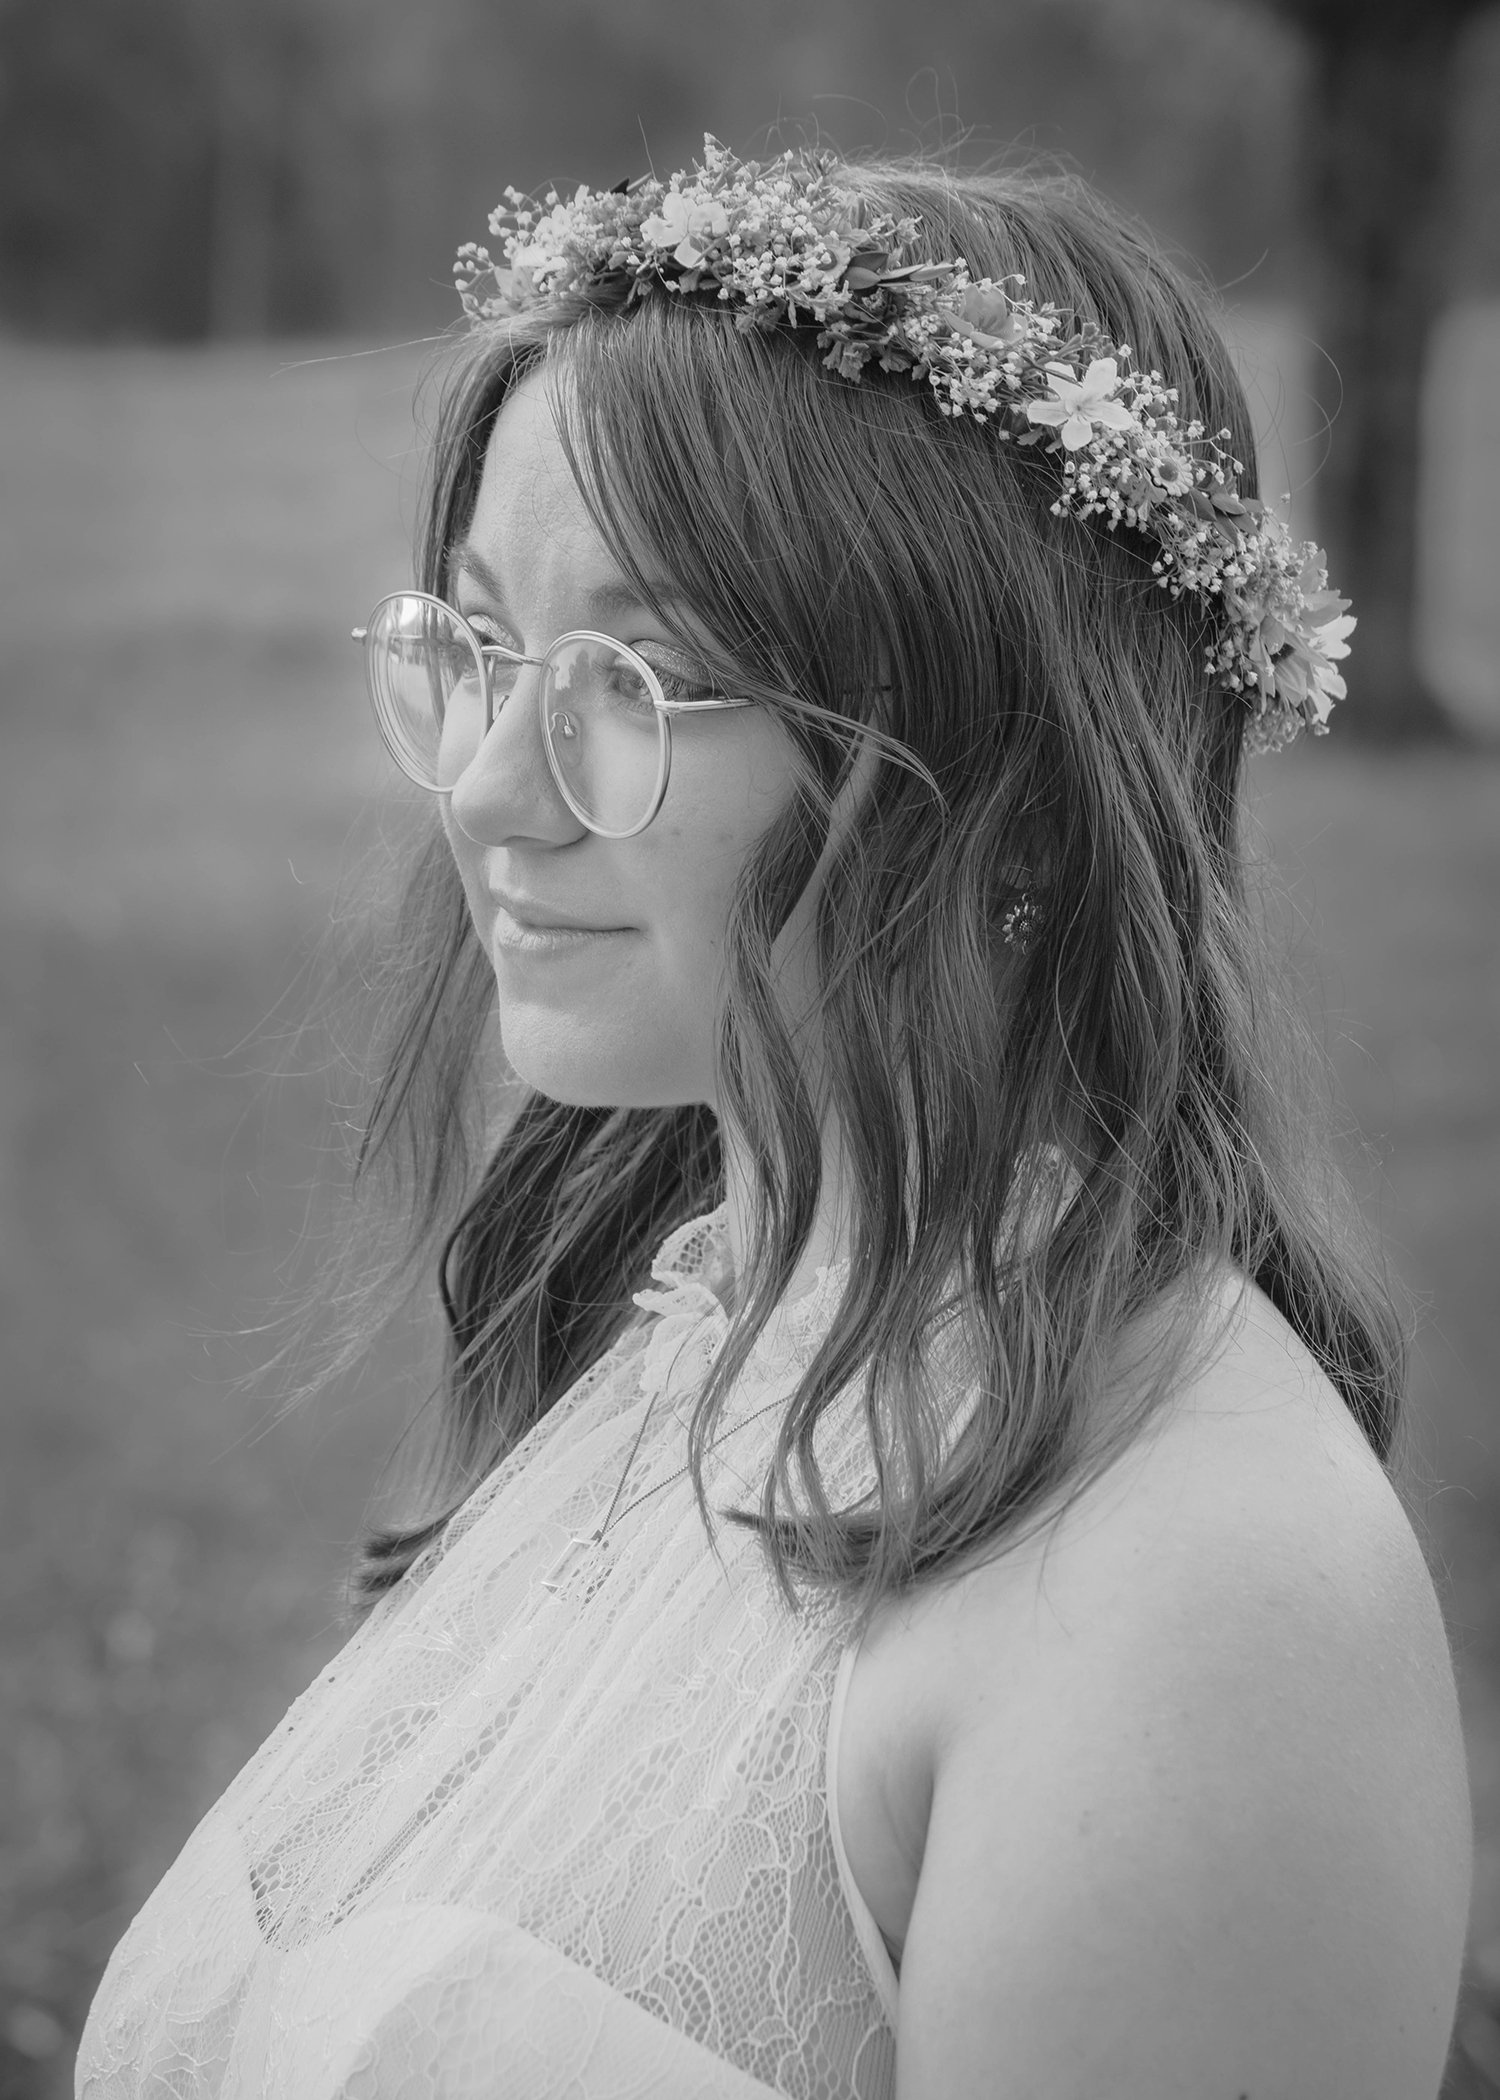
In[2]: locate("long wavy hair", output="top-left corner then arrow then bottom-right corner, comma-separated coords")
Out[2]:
346,155 -> 1404,1613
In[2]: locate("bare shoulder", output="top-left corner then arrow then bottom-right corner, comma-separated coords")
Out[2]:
867,1275 -> 1474,2099
928,1272 -> 1460,1711
867,1271 -> 1467,1777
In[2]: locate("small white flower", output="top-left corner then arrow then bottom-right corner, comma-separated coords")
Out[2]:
639,192 -> 730,268
1026,357 -> 1137,451
1148,448 -> 1196,496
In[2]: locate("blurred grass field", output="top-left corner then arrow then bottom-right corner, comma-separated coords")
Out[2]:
1,327 -> 1498,2097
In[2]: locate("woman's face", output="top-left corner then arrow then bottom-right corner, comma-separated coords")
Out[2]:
440,364 -> 807,1109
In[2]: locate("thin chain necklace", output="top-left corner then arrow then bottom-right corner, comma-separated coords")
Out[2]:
539,1381 -> 786,1597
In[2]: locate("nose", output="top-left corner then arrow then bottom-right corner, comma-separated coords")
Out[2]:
447,659 -> 584,847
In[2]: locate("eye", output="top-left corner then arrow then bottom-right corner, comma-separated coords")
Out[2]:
461,608 -> 521,650
631,641 -> 723,704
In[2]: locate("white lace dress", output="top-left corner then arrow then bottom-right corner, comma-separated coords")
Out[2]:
76,1210 -> 899,2098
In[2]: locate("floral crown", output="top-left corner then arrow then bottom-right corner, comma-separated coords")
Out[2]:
455,137 -> 1351,753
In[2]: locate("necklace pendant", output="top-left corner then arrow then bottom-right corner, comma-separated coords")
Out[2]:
540,1528 -> 605,1596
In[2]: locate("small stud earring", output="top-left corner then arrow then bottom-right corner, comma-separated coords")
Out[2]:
1000,892 -> 1040,953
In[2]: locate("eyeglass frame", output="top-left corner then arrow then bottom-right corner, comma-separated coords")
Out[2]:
351,588 -> 756,839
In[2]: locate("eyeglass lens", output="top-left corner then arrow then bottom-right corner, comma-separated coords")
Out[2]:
364,595 -> 668,835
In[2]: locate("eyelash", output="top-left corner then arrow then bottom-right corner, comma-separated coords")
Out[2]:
459,607 -> 519,648
458,606 -> 707,686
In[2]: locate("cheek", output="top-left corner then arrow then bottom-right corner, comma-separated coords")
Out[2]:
622,825 -> 739,994
438,803 -> 489,928
650,729 -> 818,992
642,793 -> 781,959
453,717 -> 805,1108
660,717 -> 803,872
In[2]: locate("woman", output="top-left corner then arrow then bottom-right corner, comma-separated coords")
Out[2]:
78,141 -> 1471,2098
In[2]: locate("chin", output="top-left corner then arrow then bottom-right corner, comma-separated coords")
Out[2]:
496,1012 -> 711,1111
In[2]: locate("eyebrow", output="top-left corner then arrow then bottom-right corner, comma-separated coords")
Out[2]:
450,540 -> 687,623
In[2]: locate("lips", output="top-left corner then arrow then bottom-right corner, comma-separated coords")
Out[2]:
486,895 -> 633,957
488,890 -> 625,934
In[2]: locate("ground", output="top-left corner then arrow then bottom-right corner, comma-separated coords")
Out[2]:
0,334 -> 1496,2097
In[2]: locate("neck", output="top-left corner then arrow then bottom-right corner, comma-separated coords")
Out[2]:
718,1110 -> 853,1317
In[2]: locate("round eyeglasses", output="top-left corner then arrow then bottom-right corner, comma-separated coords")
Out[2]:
351,591 -> 754,839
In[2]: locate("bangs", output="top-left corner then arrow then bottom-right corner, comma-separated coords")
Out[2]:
545,297 -> 896,718
537,291 -> 1050,813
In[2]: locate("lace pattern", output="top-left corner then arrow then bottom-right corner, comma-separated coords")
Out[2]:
77,1209 -> 896,2098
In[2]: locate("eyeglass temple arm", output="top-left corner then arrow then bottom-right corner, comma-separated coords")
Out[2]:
654,694 -> 756,715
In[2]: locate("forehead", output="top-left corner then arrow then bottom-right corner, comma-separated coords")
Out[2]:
467,367 -> 603,575
462,366 -> 701,639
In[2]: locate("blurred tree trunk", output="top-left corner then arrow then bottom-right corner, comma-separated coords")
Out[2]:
1269,0 -> 1495,740
202,0 -> 280,339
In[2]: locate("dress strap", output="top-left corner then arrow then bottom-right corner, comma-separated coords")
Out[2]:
824,1641 -> 901,2031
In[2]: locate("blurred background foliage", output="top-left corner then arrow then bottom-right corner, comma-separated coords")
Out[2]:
1,0 -> 1495,340
1,1 -> 1499,2094
5,0 -> 1500,726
